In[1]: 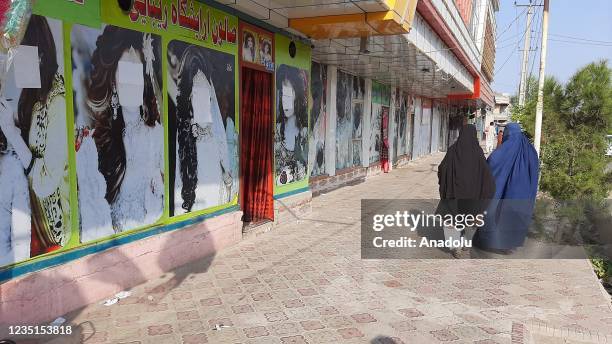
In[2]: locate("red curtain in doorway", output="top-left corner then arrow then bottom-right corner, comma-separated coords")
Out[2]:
240,68 -> 274,223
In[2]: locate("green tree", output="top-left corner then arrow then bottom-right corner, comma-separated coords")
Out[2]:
512,61 -> 612,282
513,60 -> 611,200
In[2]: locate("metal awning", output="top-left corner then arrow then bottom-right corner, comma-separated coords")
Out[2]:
216,0 -> 418,38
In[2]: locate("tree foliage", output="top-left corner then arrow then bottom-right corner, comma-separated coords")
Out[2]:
512,60 -> 612,200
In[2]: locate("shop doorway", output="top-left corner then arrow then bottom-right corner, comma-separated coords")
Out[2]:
240,67 -> 274,224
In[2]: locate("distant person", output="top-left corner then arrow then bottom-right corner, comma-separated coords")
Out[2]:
437,124 -> 496,258
485,121 -> 496,153
473,123 -> 539,253
496,126 -> 504,147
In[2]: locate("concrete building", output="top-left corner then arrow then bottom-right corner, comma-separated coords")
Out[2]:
0,0 -> 499,325
493,92 -> 512,124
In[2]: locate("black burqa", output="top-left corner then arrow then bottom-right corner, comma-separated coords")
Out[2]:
436,125 -> 496,217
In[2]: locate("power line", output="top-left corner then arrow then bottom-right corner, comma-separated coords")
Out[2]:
496,5 -> 530,42
527,2 -> 544,94
548,38 -> 612,47
549,33 -> 612,44
494,4 -> 534,79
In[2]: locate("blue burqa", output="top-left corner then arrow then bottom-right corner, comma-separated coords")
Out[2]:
473,123 -> 540,250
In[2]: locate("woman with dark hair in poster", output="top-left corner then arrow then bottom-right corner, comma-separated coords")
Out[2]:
242,31 -> 256,62
259,38 -> 272,65
335,71 -> 352,170
173,45 -> 232,213
309,62 -> 326,176
0,15 -> 70,258
80,26 -> 164,236
275,65 -> 308,185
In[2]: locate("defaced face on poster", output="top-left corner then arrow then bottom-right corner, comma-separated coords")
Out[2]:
71,24 -> 164,244
0,15 -> 70,267
275,64 -> 308,185
167,40 -> 238,216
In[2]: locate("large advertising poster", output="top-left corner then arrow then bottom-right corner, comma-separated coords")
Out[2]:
275,64 -> 309,185
240,24 -> 274,72
167,40 -> 238,216
0,15 -> 69,266
274,35 -> 311,194
309,62 -> 327,177
0,0 -> 240,272
336,71 -> 364,170
72,24 -> 164,243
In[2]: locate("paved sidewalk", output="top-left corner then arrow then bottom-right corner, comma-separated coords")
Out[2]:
24,153 -> 612,343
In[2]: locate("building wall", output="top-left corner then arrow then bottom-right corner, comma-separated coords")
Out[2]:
0,0 -> 315,287
454,0 -> 474,28
1,0 -> 466,325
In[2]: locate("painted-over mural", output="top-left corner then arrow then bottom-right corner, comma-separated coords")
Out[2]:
369,82 -> 390,165
0,15 -> 69,266
167,40 -> 238,216
309,62 -> 327,176
336,71 -> 365,170
394,89 -> 409,158
72,24 -> 164,243
275,64 -> 309,186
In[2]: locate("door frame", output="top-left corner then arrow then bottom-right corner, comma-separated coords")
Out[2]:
238,22 -> 275,219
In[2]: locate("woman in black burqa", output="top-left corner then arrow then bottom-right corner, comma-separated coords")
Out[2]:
436,124 -> 496,258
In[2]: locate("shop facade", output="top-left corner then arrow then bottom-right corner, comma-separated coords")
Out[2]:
0,0 -> 497,325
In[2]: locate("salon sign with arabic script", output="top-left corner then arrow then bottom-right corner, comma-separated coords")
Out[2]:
102,0 -> 238,48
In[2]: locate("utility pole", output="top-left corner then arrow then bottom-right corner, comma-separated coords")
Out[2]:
533,0 -> 549,156
518,2 -> 533,107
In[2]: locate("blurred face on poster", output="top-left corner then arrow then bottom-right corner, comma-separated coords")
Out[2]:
281,79 -> 295,118
115,47 -> 144,110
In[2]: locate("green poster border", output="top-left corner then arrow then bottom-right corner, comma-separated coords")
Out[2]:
273,34 -> 312,196
101,0 -> 238,56
162,34 -> 240,224
33,0 -> 101,27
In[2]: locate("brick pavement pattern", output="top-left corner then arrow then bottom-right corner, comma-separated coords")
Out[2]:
20,153 -> 612,343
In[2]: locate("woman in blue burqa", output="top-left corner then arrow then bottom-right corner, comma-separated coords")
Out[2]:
473,123 -> 539,252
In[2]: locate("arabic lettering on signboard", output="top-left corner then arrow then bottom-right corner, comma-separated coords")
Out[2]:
128,0 -> 237,45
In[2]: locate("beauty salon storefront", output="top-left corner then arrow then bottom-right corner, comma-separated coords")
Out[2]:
0,0 -> 316,325
0,0 -> 473,326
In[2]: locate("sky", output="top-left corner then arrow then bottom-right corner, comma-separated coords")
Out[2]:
492,0 -> 612,95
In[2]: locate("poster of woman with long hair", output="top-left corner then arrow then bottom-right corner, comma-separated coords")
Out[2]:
275,64 -> 308,185
309,62 -> 326,176
259,37 -> 272,65
335,70 -> 352,170
72,24 -> 164,243
242,30 -> 256,63
167,41 -> 237,216
0,15 -> 69,265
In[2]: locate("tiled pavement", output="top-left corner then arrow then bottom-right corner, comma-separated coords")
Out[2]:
22,153 -> 612,343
